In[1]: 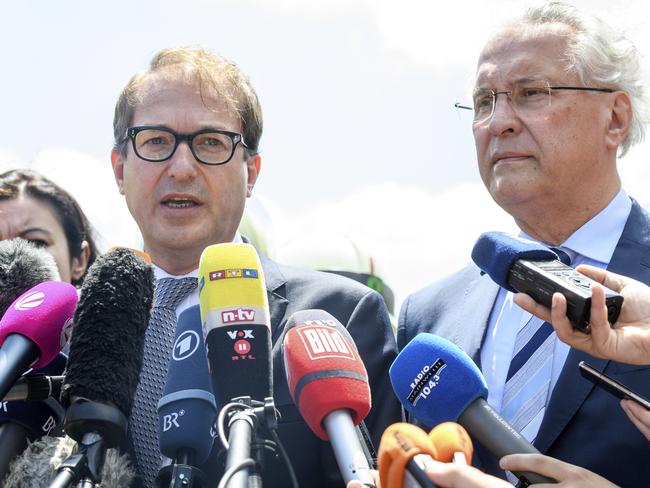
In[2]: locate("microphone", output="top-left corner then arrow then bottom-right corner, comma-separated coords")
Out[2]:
428,422 -> 473,464
282,309 -> 375,486
198,243 -> 272,407
471,231 -> 622,332
2,436 -> 135,488
55,247 -> 154,486
3,374 -> 64,402
198,243 -> 273,487
157,304 -> 216,488
0,352 -> 67,482
0,281 -> 77,401
390,333 -> 555,485
0,238 -> 60,314
378,423 -> 437,488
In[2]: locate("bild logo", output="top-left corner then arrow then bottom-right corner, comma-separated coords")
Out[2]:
172,330 -> 201,361
15,291 -> 45,311
299,326 -> 354,360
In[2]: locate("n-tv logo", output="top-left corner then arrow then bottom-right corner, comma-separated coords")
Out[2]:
222,308 -> 256,324
298,326 -> 355,360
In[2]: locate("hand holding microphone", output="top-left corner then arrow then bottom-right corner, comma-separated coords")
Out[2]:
514,264 -> 650,366
471,231 -> 623,333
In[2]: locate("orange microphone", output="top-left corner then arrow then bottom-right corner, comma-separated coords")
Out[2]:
378,423 -> 438,488
429,422 -> 473,465
106,247 -> 152,264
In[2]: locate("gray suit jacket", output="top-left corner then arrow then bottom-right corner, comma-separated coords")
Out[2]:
398,199 -> 650,487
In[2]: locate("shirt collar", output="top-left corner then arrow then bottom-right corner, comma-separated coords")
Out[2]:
152,231 -> 243,279
521,188 -> 631,265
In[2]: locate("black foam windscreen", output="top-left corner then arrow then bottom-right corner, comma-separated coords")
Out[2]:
0,238 -> 60,314
61,248 -> 154,416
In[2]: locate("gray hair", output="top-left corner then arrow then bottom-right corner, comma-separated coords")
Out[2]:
508,1 -> 648,157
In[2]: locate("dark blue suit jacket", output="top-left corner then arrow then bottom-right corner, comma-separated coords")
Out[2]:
398,199 -> 650,488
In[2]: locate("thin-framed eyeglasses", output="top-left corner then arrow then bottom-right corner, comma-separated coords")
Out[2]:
122,126 -> 250,165
454,82 -> 614,124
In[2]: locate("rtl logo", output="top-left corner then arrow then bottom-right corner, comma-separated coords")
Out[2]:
226,329 -> 255,360
299,326 -> 355,360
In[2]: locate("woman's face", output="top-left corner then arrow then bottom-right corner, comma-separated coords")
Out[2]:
0,195 -> 88,283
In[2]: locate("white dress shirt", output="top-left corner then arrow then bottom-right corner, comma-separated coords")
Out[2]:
151,233 -> 243,318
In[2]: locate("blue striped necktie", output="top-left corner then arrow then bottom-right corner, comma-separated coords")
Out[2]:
501,247 -> 572,443
129,277 -> 198,488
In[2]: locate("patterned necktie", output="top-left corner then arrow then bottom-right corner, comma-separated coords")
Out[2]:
129,277 -> 197,488
501,248 -> 572,484
501,248 -> 572,442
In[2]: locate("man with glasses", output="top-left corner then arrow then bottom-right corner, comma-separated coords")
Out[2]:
399,3 -> 650,487
111,47 -> 400,488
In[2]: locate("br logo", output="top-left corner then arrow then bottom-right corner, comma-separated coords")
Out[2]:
172,330 -> 201,361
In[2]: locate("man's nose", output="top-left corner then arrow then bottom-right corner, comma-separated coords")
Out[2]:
487,93 -> 520,136
167,141 -> 199,179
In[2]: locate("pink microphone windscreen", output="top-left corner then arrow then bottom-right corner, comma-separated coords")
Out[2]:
0,281 -> 78,367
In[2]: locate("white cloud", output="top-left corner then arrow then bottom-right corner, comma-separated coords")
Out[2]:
273,182 -> 517,308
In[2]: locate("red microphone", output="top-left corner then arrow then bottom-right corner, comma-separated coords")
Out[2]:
282,309 -> 374,486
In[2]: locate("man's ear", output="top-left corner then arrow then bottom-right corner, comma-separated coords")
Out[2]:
246,154 -> 262,197
605,91 -> 633,151
111,149 -> 125,195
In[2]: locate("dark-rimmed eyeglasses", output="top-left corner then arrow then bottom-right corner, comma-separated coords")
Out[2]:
454,82 -> 614,124
122,126 -> 250,165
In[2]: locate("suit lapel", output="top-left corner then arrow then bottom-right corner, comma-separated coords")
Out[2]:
259,254 -> 289,343
451,269 -> 500,366
536,199 -> 650,452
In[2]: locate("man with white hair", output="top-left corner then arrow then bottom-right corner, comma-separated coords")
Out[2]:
399,2 -> 650,486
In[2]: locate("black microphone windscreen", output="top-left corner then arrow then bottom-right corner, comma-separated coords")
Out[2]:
61,248 -> 154,416
2,435 -> 136,488
0,238 -> 60,314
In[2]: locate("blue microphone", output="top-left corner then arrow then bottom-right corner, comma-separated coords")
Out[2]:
0,352 -> 67,481
390,333 -> 554,485
157,304 -> 216,488
471,231 -> 622,332
471,231 -> 561,292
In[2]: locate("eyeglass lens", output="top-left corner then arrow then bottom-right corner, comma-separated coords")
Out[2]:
134,128 -> 236,164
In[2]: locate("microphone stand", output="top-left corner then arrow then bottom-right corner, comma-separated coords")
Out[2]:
48,399 -> 127,488
219,396 -> 278,488
157,449 -> 208,488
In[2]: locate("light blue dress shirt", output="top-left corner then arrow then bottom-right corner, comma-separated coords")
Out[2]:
480,189 -> 631,441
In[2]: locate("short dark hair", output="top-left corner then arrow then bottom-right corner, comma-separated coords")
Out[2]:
0,169 -> 99,286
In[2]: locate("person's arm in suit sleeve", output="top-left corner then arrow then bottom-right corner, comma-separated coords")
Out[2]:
346,289 -> 402,448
